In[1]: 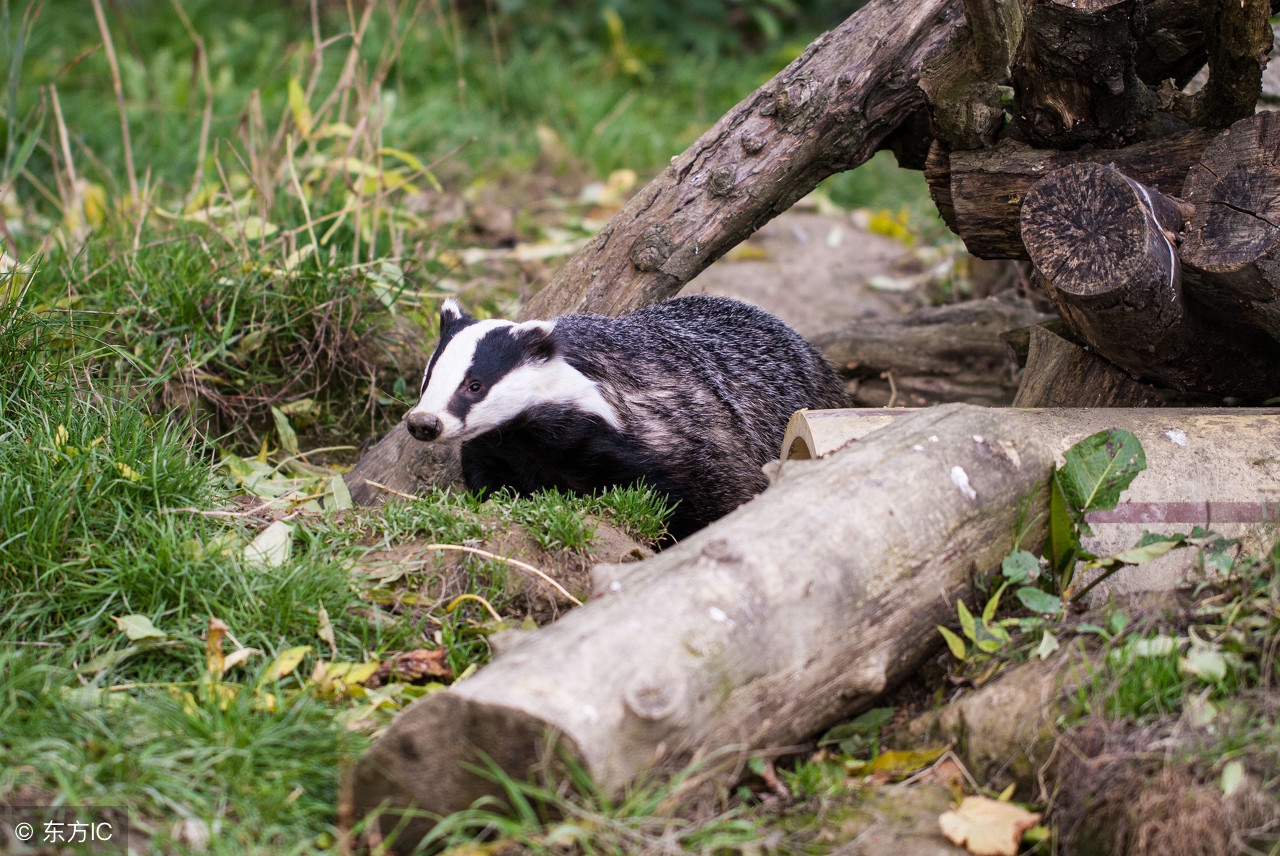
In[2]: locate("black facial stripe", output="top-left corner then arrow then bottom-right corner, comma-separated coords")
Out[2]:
446,326 -> 527,419
422,313 -> 477,395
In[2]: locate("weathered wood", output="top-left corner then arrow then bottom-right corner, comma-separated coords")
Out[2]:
1021,161 -> 1279,398
1134,0 -> 1208,87
811,293 -> 1051,405
1010,0 -> 1152,148
344,405 -> 1280,851
520,0 -> 970,323
1011,324 -> 1166,407
1180,112 -> 1280,344
926,129 -> 1217,258
1188,0 -> 1273,128
343,404 -> 1059,850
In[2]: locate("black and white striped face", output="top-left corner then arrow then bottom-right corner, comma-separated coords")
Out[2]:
405,299 -> 620,444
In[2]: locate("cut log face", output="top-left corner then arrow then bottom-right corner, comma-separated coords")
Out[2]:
1022,161 -> 1278,398
926,130 -> 1217,259
1180,112 -> 1280,344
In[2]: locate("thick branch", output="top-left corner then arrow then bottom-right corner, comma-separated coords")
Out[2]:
520,0 -> 969,321
1010,0 -> 1152,148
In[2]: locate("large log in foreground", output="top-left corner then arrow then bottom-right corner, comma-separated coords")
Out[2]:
342,404 -> 1057,850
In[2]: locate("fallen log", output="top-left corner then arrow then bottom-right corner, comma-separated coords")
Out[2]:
924,129 -> 1217,259
1020,161 -> 1280,399
1180,112 -> 1280,344
811,292 -> 1051,385
344,404 -> 1280,850
781,406 -> 1280,602
342,403 -> 1059,849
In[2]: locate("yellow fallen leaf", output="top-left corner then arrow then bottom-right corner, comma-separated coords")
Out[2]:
938,795 -> 1042,856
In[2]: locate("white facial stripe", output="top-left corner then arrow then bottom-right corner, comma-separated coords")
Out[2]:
459,356 -> 622,441
408,319 -> 515,439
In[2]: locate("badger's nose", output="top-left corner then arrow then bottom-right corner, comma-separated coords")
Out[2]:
406,411 -> 443,441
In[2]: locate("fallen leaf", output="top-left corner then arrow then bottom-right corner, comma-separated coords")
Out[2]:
113,614 -> 167,641
244,520 -> 294,569
206,617 -> 230,678
367,649 -> 454,687
317,602 -> 337,658
939,795 -> 1042,856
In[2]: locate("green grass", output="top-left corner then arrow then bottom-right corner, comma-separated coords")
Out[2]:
0,0 -> 926,850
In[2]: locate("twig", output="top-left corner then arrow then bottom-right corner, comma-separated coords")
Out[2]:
428,544 -> 583,606
367,544 -> 584,607
364,479 -> 418,500
90,0 -> 138,201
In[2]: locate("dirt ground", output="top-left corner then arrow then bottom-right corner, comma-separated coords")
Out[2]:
680,207 -> 919,339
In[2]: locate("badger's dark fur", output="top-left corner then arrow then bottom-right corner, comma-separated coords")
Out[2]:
405,294 -> 847,541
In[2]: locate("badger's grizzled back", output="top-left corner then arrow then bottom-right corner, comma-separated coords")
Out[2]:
406,295 -> 847,541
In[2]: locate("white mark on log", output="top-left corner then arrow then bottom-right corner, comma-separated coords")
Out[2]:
950,466 -> 977,501
610,580 -> 623,592
912,444 -> 925,451
1132,179 -> 1178,292
582,704 -> 600,723
973,434 -> 985,444
1165,428 -> 1188,446
1000,440 -> 1022,469
929,435 -> 939,443
708,606 -> 733,626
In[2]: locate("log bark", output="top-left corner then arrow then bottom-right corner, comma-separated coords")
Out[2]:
1180,112 -> 1280,344
1188,0 -> 1273,128
1021,161 -> 1278,398
925,129 -> 1217,258
343,405 -> 1280,851
1010,0 -> 1152,148
1011,324 -> 1166,407
342,403 -> 1059,850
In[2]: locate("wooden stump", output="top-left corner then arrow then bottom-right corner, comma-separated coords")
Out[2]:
1180,112 -> 1280,344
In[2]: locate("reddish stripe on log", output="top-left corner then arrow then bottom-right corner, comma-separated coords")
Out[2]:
1086,502 -> 1280,524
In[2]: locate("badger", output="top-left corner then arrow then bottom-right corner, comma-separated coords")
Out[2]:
405,294 -> 848,541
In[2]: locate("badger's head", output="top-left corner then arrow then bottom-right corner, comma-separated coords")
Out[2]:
405,299 -> 619,444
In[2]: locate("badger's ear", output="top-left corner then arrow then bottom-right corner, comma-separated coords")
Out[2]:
512,320 -> 557,362
439,298 -> 473,334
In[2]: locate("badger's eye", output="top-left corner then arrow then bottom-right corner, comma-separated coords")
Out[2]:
467,380 -> 484,394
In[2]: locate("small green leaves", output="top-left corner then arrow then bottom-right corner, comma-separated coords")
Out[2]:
1001,550 -> 1040,585
1015,587 -> 1062,617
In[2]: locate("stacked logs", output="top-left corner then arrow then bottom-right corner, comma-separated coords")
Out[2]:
923,0 -> 1280,404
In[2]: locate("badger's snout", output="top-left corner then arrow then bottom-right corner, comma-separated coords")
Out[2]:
406,411 -> 443,442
